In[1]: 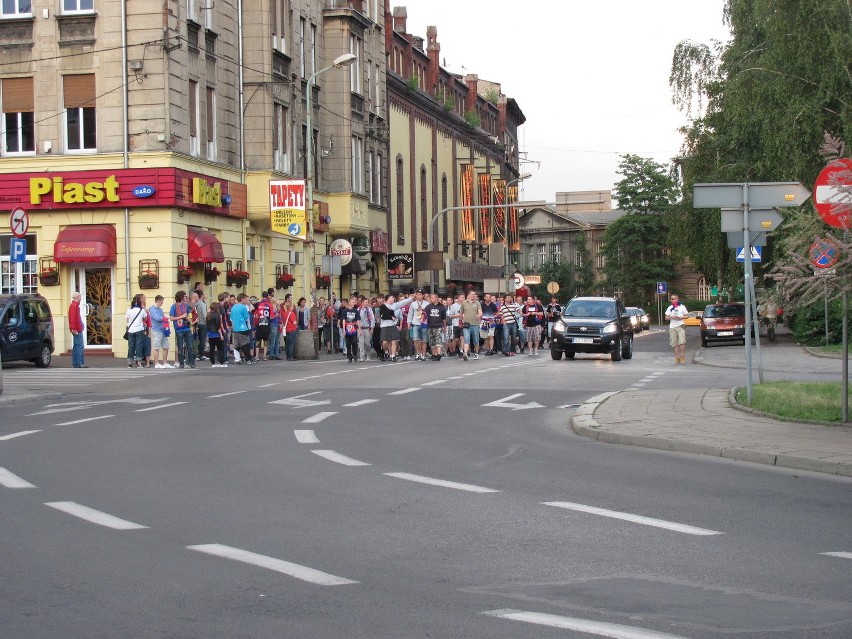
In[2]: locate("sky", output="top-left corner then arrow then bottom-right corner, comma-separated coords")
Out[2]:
403,0 -> 732,204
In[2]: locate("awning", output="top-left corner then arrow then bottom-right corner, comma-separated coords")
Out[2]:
54,224 -> 116,263
341,257 -> 367,276
188,227 -> 224,263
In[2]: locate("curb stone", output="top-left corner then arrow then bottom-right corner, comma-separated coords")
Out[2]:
0,391 -> 64,407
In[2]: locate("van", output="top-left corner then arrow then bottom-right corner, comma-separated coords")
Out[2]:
0,294 -> 55,367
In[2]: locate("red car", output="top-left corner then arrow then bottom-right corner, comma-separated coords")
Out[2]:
700,302 -> 747,347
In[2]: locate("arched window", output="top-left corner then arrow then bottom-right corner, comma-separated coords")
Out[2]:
698,276 -> 711,300
396,155 -> 404,245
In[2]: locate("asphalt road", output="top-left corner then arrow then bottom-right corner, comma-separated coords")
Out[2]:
2,328 -> 851,638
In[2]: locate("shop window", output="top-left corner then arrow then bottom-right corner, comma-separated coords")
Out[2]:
1,77 -> 35,155
63,74 -> 96,152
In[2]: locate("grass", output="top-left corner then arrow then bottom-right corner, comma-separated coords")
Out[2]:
735,381 -> 851,423
811,343 -> 849,354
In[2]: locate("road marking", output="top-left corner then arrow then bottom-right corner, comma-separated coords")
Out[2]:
311,450 -> 370,466
342,399 -> 379,407
29,406 -> 91,417
0,430 -> 41,441
482,609 -> 690,638
0,467 -> 37,488
302,411 -> 337,424
135,402 -> 187,412
257,383 -> 280,388
543,501 -> 723,536
388,388 -> 420,395
45,501 -> 148,530
30,397 -> 167,416
462,372 -> 477,376
422,379 -> 446,386
207,390 -> 248,398
270,392 -> 331,408
446,376 -> 463,380
821,551 -> 852,560
54,415 -> 115,426
482,393 -> 544,410
384,472 -> 499,494
187,543 -> 358,586
294,430 -> 320,444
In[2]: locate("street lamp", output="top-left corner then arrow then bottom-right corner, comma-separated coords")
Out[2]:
305,52 -> 357,299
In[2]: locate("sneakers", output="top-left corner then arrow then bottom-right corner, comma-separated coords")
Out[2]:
155,363 -> 163,369
474,353 -> 479,360
162,362 -> 173,368
463,352 -> 468,361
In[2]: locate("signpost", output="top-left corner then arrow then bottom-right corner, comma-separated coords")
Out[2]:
9,207 -> 28,238
735,246 -> 762,262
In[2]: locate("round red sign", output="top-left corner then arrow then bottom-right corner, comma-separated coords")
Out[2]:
809,237 -> 840,270
814,158 -> 852,229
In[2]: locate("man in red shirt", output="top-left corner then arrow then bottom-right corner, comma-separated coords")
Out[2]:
69,291 -> 86,368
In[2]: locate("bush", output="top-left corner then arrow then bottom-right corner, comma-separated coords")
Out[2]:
789,297 -> 844,346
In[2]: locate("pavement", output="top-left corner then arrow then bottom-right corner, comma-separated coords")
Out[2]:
572,326 -> 852,478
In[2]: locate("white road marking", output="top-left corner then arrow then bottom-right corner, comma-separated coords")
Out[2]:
0,430 -> 41,441
821,551 -> 852,560
482,394 -> 544,410
187,543 -> 358,586
30,397 -> 167,416
294,430 -> 320,444
483,609 -> 690,638
257,383 -> 280,388
446,376 -> 463,380
462,372 -> 477,376
0,467 -> 37,488
28,406 -> 91,417
311,450 -> 370,466
385,472 -> 499,493
45,501 -> 148,530
54,415 -> 115,426
135,402 -> 187,412
342,399 -> 379,407
388,388 -> 420,395
651,371 -> 666,376
270,392 -> 331,408
543,501 -> 723,536
207,390 -> 248,398
302,411 -> 337,424
422,379 -> 446,386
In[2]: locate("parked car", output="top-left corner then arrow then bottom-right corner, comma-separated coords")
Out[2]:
0,294 -> 55,367
626,307 -> 647,332
700,302 -> 746,347
684,310 -> 704,327
550,296 -> 634,361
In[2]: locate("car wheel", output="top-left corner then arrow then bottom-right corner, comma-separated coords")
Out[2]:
611,334 -> 623,361
550,348 -> 563,360
33,342 -> 52,368
622,333 -> 633,360
701,337 -> 708,347
565,351 -> 575,359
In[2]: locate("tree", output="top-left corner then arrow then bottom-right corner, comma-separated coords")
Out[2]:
613,154 -> 678,214
574,235 -> 594,295
530,258 -> 574,302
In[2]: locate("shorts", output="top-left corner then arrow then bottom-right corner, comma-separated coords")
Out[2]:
233,331 -> 251,349
669,325 -> 686,347
526,325 -> 543,342
462,324 -> 481,347
428,327 -> 445,347
411,325 -> 427,342
380,325 -> 400,342
255,325 -> 271,342
453,326 -> 462,339
151,331 -> 169,351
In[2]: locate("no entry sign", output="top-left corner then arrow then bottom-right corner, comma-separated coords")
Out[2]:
814,158 -> 852,229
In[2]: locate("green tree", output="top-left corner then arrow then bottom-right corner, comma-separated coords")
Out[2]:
613,154 -> 678,214
574,235 -> 594,295
530,258 -> 574,302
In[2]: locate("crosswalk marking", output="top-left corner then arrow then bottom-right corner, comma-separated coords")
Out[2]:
135,402 -> 187,412
2,367 -> 180,388
45,501 -> 149,530
342,399 -> 378,407
294,430 -> 320,444
388,388 -> 420,395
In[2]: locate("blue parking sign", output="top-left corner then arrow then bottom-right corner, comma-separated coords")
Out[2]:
10,237 -> 26,263
656,281 -> 667,294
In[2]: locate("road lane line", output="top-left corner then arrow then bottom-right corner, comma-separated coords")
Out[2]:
385,472 -> 499,493
302,411 -> 337,423
0,467 -> 37,488
44,502 -> 148,530
482,609 -> 690,638
422,380 -> 446,386
0,430 -> 41,441
257,383 -> 280,388
187,544 -> 358,585
294,430 -> 320,444
135,402 -> 187,412
821,551 -> 852,560
311,450 -> 370,466
543,501 -> 723,536
28,406 -> 91,417
388,388 -> 420,395
207,391 -> 248,398
54,415 -> 115,426
342,399 -> 379,407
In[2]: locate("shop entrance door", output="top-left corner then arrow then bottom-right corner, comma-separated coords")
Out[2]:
70,267 -> 113,348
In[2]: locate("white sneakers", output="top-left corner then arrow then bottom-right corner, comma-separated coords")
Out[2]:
155,362 -> 174,368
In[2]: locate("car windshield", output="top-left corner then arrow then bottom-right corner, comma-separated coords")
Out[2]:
564,300 -> 616,319
704,304 -> 743,318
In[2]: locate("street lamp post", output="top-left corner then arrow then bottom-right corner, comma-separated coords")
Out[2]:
305,53 -> 357,300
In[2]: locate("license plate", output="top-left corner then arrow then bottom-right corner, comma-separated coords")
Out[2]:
572,337 -> 594,344
717,331 -> 734,336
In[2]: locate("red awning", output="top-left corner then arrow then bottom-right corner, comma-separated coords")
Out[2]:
54,224 -> 117,263
187,227 -> 224,263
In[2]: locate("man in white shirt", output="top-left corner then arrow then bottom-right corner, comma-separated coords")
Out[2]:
664,293 -> 689,364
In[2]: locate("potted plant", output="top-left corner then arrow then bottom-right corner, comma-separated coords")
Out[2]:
276,272 -> 296,290
315,274 -> 331,289
138,270 -> 159,289
204,266 -> 220,285
177,265 -> 193,284
39,266 -> 59,286
227,269 -> 250,287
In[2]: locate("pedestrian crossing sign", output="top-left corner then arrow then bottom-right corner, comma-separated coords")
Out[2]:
735,246 -> 762,262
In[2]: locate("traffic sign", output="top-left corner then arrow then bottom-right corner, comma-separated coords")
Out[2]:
694,182 -> 810,209
9,207 -> 28,238
813,158 -> 852,229
736,246 -> 762,262
546,281 -> 559,295
809,237 -> 840,269
513,272 -> 525,290
656,281 -> 667,294
726,231 -> 766,249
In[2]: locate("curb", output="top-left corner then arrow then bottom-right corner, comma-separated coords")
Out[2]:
0,391 -> 64,407
570,391 -> 852,478
726,387 -> 852,429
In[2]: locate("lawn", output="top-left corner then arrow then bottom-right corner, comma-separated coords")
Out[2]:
735,381 -> 851,423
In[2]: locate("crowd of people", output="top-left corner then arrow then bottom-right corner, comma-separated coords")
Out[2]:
122,281 -> 565,368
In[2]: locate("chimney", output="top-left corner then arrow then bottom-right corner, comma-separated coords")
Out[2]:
411,35 -> 424,51
464,74 -> 478,114
426,26 -> 440,95
392,6 -> 407,33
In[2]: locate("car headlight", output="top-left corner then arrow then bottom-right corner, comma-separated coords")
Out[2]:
602,323 -> 618,334
553,321 -> 566,333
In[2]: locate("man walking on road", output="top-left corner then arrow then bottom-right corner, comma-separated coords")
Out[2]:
69,291 -> 86,368
665,293 -> 689,364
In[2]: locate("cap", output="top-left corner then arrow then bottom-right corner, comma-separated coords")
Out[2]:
415,288 -> 425,294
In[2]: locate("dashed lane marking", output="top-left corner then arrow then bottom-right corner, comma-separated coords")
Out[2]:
482,609 -> 690,638
207,391 -> 248,398
543,501 -> 723,536
342,399 -> 379,407
422,380 -> 446,386
45,501 -> 149,530
311,450 -> 370,466
54,415 -> 115,426
385,472 -> 499,494
302,412 -> 337,424
257,383 -> 280,388
388,388 -> 420,395
294,430 -> 320,444
0,467 -> 37,488
135,402 -> 188,412
821,552 -> 852,560
187,544 -> 358,586
0,430 -> 41,441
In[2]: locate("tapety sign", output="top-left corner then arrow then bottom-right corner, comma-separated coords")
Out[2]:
270,179 -> 307,240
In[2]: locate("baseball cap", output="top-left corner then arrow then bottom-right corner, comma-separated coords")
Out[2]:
415,288 -> 425,294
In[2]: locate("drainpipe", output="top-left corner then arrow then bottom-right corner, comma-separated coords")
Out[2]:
121,0 -> 131,300
237,0 -> 248,267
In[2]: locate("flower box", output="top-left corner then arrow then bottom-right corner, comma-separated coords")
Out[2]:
204,267 -> 220,285
316,275 -> 331,289
138,272 -> 159,289
39,269 -> 59,286
177,266 -> 193,284
276,274 -> 296,290
227,269 -> 250,288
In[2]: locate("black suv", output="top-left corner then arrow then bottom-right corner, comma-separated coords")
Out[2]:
0,294 -> 55,367
550,296 -> 634,361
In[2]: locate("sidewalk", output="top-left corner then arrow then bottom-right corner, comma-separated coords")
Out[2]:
571,329 -> 852,478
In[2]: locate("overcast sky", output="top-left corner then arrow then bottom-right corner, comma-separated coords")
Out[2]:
402,1 -> 731,203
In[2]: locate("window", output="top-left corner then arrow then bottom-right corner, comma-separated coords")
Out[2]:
349,34 -> 361,94
365,61 -> 371,105
0,234 -> 37,295
205,86 -> 216,160
310,23 -> 317,80
552,243 -> 561,263
63,74 -> 96,152
366,151 -> 374,203
271,0 -> 287,51
1,0 -> 31,17
526,248 -> 535,270
420,166 -> 428,248
595,240 -> 606,269
396,155 -> 404,244
698,276 -> 711,300
374,63 -> 380,109
188,80 -> 199,156
375,153 -> 383,206
538,244 -> 547,266
62,0 -> 94,13
1,77 -> 35,155
351,136 -> 363,193
273,103 -> 290,172
299,18 -> 306,78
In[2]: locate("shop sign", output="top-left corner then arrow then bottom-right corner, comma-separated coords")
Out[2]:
353,235 -> 370,257
388,253 -> 413,279
270,179 -> 307,240
30,175 -> 120,204
370,229 -> 389,254
446,259 -> 503,282
192,178 -> 222,207
329,238 -> 353,266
